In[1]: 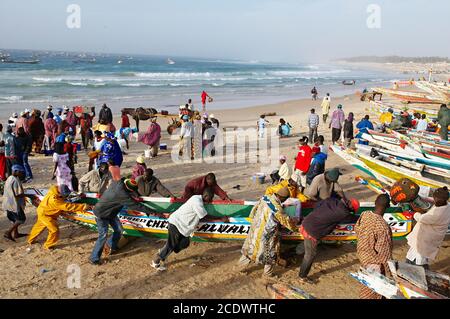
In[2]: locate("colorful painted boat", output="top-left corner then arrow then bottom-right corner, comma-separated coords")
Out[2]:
372,87 -> 444,104
24,188 -> 414,243
356,144 -> 450,179
331,145 -> 448,196
356,151 -> 448,189
368,100 -> 438,120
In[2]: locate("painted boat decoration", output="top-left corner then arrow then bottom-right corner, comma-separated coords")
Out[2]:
350,260 -> 449,299
24,188 -> 414,243
266,283 -> 315,299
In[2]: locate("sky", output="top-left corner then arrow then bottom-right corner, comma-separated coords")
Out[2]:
1,0 -> 449,63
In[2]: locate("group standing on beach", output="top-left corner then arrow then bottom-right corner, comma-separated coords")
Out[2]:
1,86 -> 449,300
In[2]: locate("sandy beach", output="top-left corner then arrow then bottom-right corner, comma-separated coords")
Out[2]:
0,88 -> 448,299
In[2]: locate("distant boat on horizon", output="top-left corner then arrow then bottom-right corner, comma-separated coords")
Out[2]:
1,58 -> 40,64
167,58 -> 175,65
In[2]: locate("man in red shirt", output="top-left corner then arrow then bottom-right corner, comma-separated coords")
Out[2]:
181,172 -> 231,202
294,136 -> 312,192
201,91 -> 211,112
121,111 -> 130,128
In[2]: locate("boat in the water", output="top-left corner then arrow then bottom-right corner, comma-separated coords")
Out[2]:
0,58 -> 40,64
167,58 -> 175,65
342,80 -> 356,85
24,188 -> 415,243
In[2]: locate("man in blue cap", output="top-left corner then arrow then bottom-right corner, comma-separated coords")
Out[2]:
2,164 -> 26,241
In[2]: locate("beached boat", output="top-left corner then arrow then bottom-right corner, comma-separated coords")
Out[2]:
24,188 -> 414,243
371,87 -> 443,104
350,260 -> 449,299
331,145 -> 448,192
356,143 -> 450,172
368,100 -> 439,120
355,144 -> 450,180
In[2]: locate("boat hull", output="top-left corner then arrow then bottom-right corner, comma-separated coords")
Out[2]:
24,188 -> 413,243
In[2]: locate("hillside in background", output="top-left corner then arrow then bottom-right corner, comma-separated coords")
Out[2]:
336,56 -> 450,63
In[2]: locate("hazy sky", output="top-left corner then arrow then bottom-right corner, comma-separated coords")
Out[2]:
1,0 -> 449,62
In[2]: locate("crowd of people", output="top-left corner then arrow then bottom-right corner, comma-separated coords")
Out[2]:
1,89 -> 449,300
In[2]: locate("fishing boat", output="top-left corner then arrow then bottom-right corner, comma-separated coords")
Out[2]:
371,87 -> 442,104
331,145 -> 448,192
366,130 -> 450,166
342,80 -> 356,85
355,143 -> 450,171
1,58 -> 40,64
24,188 -> 414,243
355,144 -> 450,180
350,260 -> 449,299
367,100 -> 439,120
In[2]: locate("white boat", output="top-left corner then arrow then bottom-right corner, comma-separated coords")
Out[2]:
167,58 -> 175,65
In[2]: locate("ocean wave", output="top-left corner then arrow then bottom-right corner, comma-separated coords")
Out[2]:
0,95 -> 23,102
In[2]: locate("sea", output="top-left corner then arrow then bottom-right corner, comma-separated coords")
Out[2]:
0,49 -> 400,114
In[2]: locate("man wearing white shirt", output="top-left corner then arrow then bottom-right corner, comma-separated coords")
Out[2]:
416,114 -> 428,131
151,188 -> 228,271
405,186 -> 450,269
178,115 -> 194,159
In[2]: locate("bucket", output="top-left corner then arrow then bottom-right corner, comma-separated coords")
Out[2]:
251,173 -> 266,184
144,150 -> 151,158
160,143 -> 167,150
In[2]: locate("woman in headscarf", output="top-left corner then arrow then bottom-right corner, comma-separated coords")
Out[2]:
52,142 -> 73,191
44,113 -> 58,152
343,112 -> 354,147
139,116 -> 161,157
99,132 -> 123,167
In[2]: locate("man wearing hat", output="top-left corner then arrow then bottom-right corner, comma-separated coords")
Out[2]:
379,108 -> 394,128
131,155 -> 147,179
42,105 -> 54,121
270,155 -> 290,184
298,194 -> 360,283
265,173 -> 308,219
78,162 -> 111,194
2,164 -> 26,241
304,168 -> 342,201
54,108 -> 63,125
138,116 -> 161,158
179,114 -> 194,159
4,125 -> 18,177
28,184 -> 90,250
210,114 -> 219,130
237,187 -> 299,279
89,178 -> 154,264
15,111 -> 30,135
8,112 -> 18,128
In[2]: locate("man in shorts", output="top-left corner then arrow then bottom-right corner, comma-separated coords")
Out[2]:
2,164 -> 27,241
